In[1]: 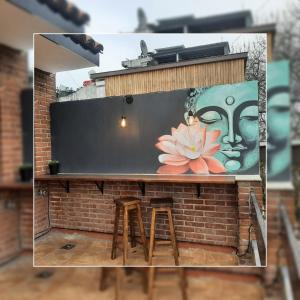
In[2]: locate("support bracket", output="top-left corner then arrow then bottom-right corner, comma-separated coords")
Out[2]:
59,181 -> 70,193
138,182 -> 146,196
95,181 -> 104,194
196,183 -> 201,198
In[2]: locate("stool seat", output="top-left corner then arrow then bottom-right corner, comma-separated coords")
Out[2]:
115,197 -> 141,206
150,197 -> 173,208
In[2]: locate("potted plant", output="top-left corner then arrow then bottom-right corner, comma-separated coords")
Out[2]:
48,160 -> 60,175
19,163 -> 33,182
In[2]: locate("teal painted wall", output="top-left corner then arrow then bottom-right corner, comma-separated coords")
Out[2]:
267,60 -> 291,182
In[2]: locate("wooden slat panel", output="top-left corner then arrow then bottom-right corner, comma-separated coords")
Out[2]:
267,32 -> 273,62
105,59 -> 245,96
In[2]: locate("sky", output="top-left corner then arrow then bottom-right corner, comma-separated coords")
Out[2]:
72,0 -> 288,33
29,0 -> 291,89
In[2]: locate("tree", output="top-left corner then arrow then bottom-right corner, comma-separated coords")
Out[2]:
273,0 -> 300,139
56,85 -> 75,99
232,36 -> 267,142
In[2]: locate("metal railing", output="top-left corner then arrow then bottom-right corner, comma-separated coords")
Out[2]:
249,191 -> 267,248
279,204 -> 300,279
280,266 -> 295,300
248,191 -> 266,266
250,240 -> 261,267
279,204 -> 300,300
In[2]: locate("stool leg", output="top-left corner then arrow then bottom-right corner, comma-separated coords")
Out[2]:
147,267 -> 156,300
136,204 -> 148,262
99,267 -> 105,291
179,268 -> 188,300
141,267 -> 148,294
123,207 -> 129,265
129,210 -> 137,248
111,205 -> 120,260
148,208 -> 156,266
167,208 -> 179,266
115,268 -> 123,300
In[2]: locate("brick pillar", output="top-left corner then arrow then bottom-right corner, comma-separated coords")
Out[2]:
0,44 -> 32,263
0,192 -> 20,263
0,190 -> 34,261
264,188 -> 295,286
34,68 -> 55,176
34,68 -> 55,236
237,180 -> 263,254
19,191 -> 34,249
0,44 -> 27,182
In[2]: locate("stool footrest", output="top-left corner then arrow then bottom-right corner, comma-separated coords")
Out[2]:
155,240 -> 172,246
150,197 -> 173,208
154,280 -> 181,287
153,249 -> 174,256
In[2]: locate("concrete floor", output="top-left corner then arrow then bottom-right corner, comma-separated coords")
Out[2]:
34,229 -> 238,267
0,254 -> 265,300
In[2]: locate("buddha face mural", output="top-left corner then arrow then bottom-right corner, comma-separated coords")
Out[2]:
267,60 -> 291,182
185,81 -> 259,174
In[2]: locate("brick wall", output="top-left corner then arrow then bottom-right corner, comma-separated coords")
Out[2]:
19,191 -> 33,249
34,68 -> 56,176
237,181 -> 264,254
0,44 -> 33,263
0,190 -> 33,263
0,193 -> 20,263
34,182 -> 50,236
39,181 -> 239,247
34,68 -> 55,236
0,44 -> 27,182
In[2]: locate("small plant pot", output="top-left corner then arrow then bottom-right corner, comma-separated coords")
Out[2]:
49,163 -> 60,175
19,166 -> 33,182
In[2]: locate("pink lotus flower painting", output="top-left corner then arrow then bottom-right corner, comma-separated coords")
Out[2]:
155,118 -> 226,174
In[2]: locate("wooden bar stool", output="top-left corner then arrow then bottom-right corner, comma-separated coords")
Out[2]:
111,197 -> 148,265
148,267 -> 187,300
148,197 -> 179,265
115,268 -> 148,300
99,267 -> 114,291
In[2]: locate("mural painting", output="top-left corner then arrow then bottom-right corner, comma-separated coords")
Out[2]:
156,81 -> 259,175
267,60 -> 291,182
51,81 -> 259,175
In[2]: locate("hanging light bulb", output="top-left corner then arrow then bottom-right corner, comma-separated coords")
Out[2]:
188,110 -> 194,126
121,116 -> 127,128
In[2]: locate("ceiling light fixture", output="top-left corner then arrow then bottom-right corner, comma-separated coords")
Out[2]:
120,95 -> 133,128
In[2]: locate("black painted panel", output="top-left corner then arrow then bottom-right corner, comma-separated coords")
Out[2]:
21,88 -> 33,164
50,90 -> 188,174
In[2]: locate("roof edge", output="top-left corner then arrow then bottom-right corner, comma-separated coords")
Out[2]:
222,23 -> 276,34
42,34 -> 100,66
91,52 -> 248,80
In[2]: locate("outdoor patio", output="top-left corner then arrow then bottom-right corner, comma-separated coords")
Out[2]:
34,37 -> 266,267
1,254 -> 265,300
34,228 -> 238,266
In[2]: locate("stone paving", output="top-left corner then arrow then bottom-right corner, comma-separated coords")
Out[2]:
34,229 -> 238,266
0,255 -> 265,300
